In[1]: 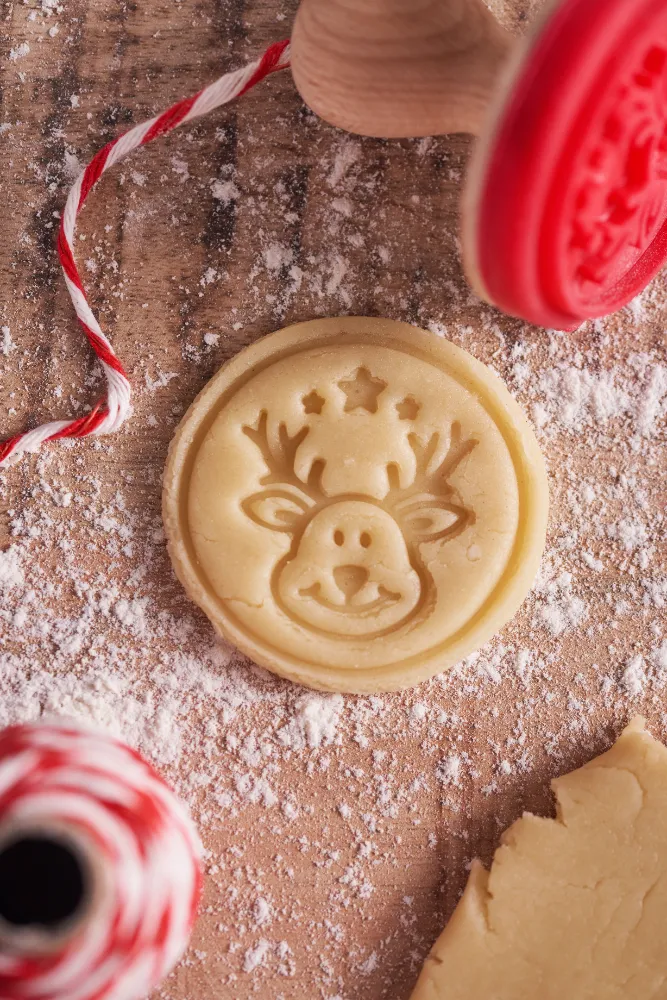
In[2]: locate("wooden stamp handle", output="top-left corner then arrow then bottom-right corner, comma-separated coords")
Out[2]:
291,0 -> 513,138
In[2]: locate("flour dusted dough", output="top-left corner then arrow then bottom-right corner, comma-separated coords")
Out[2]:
163,318 -> 548,693
411,718 -> 667,1000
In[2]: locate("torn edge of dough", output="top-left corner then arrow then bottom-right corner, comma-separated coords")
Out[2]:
412,715 -> 658,999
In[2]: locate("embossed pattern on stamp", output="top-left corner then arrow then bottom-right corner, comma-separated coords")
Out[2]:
568,41 -> 667,296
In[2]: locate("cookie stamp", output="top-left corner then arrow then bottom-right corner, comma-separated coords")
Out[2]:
163,318 -> 548,692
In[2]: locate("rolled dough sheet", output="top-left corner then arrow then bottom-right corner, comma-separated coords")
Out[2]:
411,717 -> 667,1000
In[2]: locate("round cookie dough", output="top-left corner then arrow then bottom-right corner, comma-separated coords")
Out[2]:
163,318 -> 548,693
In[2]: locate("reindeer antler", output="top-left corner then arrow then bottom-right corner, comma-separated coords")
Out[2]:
408,431 -> 440,479
429,422 -> 478,488
243,410 -> 326,495
388,422 -> 478,501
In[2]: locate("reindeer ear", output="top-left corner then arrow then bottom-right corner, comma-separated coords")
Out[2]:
242,490 -> 313,533
401,499 -> 473,543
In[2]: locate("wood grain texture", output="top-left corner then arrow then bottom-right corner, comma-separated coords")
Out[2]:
0,2 -> 666,999
292,0 -> 512,137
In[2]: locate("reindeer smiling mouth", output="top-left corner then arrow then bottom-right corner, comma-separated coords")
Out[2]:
299,578 -> 402,615
241,410 -> 478,639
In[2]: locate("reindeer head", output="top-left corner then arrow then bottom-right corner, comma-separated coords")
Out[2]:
242,412 -> 477,638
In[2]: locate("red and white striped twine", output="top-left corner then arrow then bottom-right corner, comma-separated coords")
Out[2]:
0,721 -> 201,1000
0,39 -> 291,470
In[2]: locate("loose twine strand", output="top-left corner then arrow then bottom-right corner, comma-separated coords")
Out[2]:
0,39 -> 291,469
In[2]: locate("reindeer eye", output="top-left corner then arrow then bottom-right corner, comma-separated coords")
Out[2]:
360,532 -> 372,548
334,530 -> 345,546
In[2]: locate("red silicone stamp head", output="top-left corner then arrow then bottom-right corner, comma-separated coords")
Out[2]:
464,0 -> 667,329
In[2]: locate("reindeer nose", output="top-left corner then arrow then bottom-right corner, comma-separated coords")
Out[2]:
333,565 -> 369,601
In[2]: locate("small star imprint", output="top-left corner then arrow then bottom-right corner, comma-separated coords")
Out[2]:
396,396 -> 421,420
338,367 -> 387,413
302,390 -> 325,415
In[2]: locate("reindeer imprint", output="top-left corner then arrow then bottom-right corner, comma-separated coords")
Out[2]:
240,411 -> 478,638
164,318 -> 548,693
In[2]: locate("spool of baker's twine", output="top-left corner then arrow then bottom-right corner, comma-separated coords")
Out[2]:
0,39 -> 291,470
0,722 -> 201,1000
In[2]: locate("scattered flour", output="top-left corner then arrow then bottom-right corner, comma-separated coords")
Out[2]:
651,642 -> 667,672
253,897 -> 273,927
63,150 -> 82,182
436,755 -> 461,787
533,568 -> 587,637
536,366 -> 630,431
0,326 -> 14,356
243,939 -> 271,973
327,140 -> 362,188
211,179 -> 241,205
263,243 -> 293,273
171,157 -> 190,183
276,694 -> 344,750
608,518 -> 649,552
621,656 -> 646,698
0,547 -> 24,590
9,42 -> 30,61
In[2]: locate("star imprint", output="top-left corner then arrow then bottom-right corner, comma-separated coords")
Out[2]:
338,367 -> 387,413
302,390 -> 325,415
396,396 -> 421,420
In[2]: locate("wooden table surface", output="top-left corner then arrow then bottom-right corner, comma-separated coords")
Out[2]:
0,2 -> 666,998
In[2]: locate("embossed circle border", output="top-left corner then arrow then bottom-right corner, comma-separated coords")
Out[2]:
163,318 -> 549,694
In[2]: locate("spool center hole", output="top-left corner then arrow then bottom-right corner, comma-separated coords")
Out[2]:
0,836 -> 87,930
